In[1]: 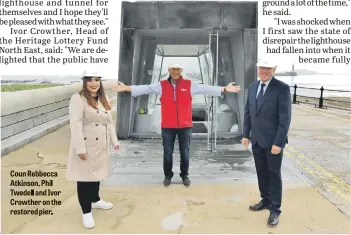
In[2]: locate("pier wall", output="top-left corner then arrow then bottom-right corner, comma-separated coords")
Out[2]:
1,80 -> 117,156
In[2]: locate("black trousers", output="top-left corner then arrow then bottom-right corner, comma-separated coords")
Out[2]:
252,142 -> 283,215
77,181 -> 100,214
161,127 -> 192,178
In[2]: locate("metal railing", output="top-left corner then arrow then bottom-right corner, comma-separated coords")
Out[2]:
291,85 -> 351,111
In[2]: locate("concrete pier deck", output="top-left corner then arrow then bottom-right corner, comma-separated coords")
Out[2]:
1,102 -> 350,234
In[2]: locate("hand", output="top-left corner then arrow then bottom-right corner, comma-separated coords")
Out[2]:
225,82 -> 241,93
112,81 -> 127,92
271,145 -> 282,155
78,153 -> 86,160
242,138 -> 249,148
113,145 -> 120,151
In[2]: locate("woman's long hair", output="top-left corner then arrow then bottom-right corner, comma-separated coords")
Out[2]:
79,77 -> 112,110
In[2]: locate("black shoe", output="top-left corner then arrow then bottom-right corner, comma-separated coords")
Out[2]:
249,201 -> 269,211
182,176 -> 190,187
267,212 -> 279,227
163,177 -> 171,187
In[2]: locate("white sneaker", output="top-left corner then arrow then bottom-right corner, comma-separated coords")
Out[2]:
92,200 -> 113,209
82,212 -> 95,229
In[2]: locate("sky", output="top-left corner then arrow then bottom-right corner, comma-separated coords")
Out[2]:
0,0 -> 350,77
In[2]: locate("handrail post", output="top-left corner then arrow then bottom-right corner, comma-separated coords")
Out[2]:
293,84 -> 297,103
319,86 -> 324,108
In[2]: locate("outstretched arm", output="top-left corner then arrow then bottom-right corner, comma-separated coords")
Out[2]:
113,81 -> 161,97
191,82 -> 240,96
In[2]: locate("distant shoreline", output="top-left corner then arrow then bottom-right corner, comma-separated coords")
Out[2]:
275,69 -> 348,76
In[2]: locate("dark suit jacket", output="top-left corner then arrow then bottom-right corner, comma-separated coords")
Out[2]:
243,77 -> 292,149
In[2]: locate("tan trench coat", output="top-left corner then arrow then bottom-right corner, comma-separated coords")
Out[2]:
66,93 -> 119,182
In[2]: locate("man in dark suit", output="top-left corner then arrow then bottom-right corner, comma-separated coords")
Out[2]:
242,58 -> 292,227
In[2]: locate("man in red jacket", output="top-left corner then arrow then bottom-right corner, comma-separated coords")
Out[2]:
113,64 -> 240,187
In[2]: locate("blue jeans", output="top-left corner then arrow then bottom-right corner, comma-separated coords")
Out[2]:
161,127 -> 192,178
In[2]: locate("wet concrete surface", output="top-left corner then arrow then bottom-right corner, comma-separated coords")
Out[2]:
284,105 -> 350,215
1,101 -> 350,233
105,103 -> 350,216
105,138 -> 309,186
288,105 -> 350,184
